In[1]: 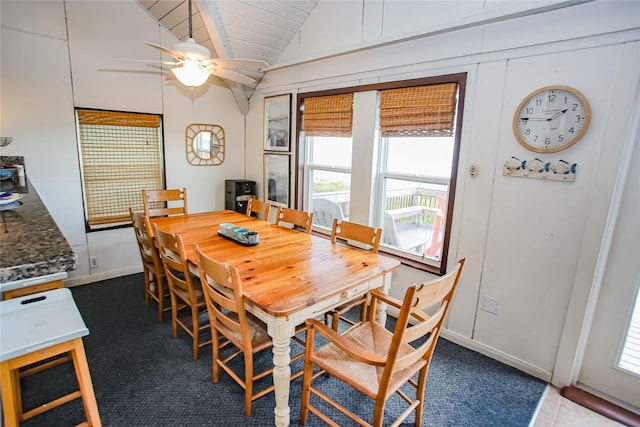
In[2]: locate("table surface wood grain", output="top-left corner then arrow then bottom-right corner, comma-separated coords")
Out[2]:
151,210 -> 400,317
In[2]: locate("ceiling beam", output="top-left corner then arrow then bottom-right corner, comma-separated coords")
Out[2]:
196,0 -> 249,115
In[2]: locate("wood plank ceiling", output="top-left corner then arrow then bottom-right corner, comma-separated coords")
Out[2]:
138,0 -> 318,105
139,0 -> 319,63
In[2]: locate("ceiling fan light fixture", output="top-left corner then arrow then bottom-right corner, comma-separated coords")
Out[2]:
171,61 -> 210,87
143,1 -> 264,88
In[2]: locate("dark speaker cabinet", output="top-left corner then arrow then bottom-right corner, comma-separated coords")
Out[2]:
225,179 -> 256,214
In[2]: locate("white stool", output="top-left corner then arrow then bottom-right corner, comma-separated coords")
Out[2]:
0,288 -> 101,426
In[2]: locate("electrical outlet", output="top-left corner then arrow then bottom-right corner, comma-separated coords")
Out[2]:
481,296 -> 499,315
90,256 -> 99,268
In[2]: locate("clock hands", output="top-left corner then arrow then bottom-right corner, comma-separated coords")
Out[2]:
520,109 -> 567,123
547,109 -> 567,120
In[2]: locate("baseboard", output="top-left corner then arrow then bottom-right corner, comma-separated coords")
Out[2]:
440,329 -> 553,382
561,386 -> 640,427
64,266 -> 143,287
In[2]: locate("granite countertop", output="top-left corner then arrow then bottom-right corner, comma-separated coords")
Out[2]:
0,180 -> 77,283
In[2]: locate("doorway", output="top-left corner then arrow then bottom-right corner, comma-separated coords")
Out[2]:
577,94 -> 640,412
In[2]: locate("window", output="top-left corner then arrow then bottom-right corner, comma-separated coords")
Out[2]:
297,74 -> 465,274
302,94 -> 354,228
76,109 -> 164,230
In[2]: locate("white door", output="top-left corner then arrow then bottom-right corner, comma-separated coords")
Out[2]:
577,95 -> 640,411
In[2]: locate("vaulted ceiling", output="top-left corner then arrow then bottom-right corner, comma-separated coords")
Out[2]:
138,0 -> 318,112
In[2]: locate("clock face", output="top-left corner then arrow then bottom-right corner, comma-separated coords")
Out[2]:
513,86 -> 591,153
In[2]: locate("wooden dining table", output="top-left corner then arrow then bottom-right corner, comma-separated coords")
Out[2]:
151,210 -> 400,426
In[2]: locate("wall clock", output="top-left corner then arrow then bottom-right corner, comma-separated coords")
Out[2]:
513,85 -> 591,153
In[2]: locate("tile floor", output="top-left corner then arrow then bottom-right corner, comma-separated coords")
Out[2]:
530,386 -> 625,427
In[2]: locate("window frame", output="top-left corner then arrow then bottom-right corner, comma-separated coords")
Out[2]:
295,73 -> 466,275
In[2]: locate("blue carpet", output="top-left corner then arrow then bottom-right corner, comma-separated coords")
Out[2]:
19,273 -> 546,426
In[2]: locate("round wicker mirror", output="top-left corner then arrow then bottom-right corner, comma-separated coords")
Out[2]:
186,124 -> 225,166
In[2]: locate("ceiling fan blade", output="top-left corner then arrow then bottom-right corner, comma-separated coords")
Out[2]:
210,68 -> 256,85
144,41 -> 184,61
209,58 -> 268,72
99,57 -> 181,66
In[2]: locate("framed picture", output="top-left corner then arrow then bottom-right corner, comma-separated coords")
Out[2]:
264,153 -> 290,206
264,94 -> 291,151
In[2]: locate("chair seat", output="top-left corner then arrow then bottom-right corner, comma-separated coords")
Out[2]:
311,322 -> 426,399
218,312 -> 273,354
173,285 -> 204,305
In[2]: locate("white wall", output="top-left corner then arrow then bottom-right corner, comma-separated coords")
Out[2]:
3,0 -> 640,398
248,0 -> 640,386
1,1 -> 247,283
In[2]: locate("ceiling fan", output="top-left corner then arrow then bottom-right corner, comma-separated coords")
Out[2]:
144,1 -> 268,88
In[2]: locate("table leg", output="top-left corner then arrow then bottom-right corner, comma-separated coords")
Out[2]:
269,316 -> 295,427
374,272 -> 393,326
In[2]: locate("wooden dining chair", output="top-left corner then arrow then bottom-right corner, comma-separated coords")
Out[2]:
275,207 -> 314,234
194,244 -> 304,416
301,258 -> 465,427
130,208 -> 170,322
154,225 -> 211,360
142,188 -> 188,218
245,198 -> 271,221
325,219 -> 383,333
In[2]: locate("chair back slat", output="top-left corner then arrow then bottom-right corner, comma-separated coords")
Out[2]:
143,188 -> 187,218
154,225 -> 197,298
330,219 -> 382,253
130,209 -> 156,265
131,210 -> 163,264
195,246 -> 249,346
130,208 -> 170,321
275,207 -> 314,233
246,198 -> 271,220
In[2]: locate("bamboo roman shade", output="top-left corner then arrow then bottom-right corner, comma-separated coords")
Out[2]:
76,109 -> 163,227
302,93 -> 354,137
379,83 -> 458,137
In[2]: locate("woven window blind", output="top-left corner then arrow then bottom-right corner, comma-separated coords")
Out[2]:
302,93 -> 354,137
76,109 -> 163,227
379,83 -> 458,137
